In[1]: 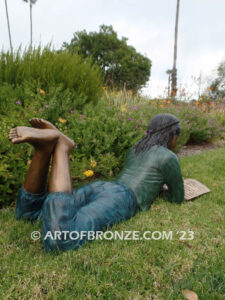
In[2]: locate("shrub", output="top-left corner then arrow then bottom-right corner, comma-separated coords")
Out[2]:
0,46 -> 103,107
179,111 -> 223,143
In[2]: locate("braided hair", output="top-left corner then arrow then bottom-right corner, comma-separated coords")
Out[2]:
134,113 -> 181,154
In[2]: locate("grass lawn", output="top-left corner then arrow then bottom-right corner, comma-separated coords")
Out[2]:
0,147 -> 225,299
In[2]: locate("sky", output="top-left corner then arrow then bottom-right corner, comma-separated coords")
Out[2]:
1,0 -> 225,98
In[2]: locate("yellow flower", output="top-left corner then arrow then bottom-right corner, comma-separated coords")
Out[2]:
83,170 -> 94,177
90,159 -> 97,168
58,117 -> 67,123
37,88 -> 45,96
27,160 -> 31,165
121,105 -> 127,113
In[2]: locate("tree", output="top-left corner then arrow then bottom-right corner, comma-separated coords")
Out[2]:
208,61 -> 225,99
23,0 -> 37,47
166,69 -> 173,97
171,0 -> 180,97
62,25 -> 151,92
4,0 -> 13,52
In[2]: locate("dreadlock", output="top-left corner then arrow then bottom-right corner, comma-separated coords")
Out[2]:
134,113 -> 181,154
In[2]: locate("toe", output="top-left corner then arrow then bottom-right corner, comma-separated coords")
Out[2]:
29,118 -> 35,125
11,137 -> 24,144
30,118 -> 42,128
37,119 -> 45,128
9,128 -> 17,136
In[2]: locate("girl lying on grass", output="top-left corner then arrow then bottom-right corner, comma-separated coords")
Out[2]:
8,113 -> 184,252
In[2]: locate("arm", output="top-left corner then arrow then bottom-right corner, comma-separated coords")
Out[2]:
160,154 -> 184,203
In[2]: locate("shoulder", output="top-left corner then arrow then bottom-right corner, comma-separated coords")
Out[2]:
157,146 -> 179,167
152,146 -> 177,159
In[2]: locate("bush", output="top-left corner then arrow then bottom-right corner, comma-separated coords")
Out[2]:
0,46 -> 103,107
177,109 -> 224,143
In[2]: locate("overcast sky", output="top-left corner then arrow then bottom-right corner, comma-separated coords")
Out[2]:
1,0 -> 225,98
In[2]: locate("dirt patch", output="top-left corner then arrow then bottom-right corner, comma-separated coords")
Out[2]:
177,140 -> 225,157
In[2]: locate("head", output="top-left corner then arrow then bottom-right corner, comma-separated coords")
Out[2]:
134,113 -> 181,154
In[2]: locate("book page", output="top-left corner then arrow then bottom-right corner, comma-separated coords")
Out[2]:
163,179 -> 210,200
183,179 -> 210,200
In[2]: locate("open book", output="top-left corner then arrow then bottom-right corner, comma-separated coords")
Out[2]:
163,179 -> 211,201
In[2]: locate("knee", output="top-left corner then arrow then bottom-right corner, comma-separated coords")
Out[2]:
15,187 -> 47,221
41,192 -> 78,252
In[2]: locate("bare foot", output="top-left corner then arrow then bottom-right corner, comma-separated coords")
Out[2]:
8,127 -> 60,152
29,118 -> 75,154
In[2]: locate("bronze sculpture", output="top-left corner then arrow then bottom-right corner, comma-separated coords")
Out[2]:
9,114 -> 184,251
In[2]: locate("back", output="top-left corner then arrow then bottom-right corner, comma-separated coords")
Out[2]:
116,145 -> 184,210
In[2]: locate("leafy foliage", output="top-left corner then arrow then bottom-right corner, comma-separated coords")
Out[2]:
0,46 -> 103,106
208,60 -> 225,99
62,25 -> 151,92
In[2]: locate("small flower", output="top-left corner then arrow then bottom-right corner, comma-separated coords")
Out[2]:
80,114 -> 85,119
58,117 -> 67,123
16,100 -> 21,105
83,170 -> 94,177
40,108 -> 44,112
70,110 -> 74,114
121,105 -> 127,113
90,159 -> 97,168
44,105 -> 49,108
132,106 -> 137,111
127,117 -> 131,121
27,160 -> 31,165
39,89 -> 45,96
135,125 -> 139,129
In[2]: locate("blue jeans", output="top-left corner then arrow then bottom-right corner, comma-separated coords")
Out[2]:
16,180 -> 137,252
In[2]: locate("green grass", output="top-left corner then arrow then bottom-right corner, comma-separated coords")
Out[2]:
0,148 -> 225,299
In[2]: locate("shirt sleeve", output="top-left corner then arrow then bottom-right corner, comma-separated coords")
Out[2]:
160,154 -> 184,203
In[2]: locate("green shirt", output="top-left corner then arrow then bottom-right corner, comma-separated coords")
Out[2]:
116,145 -> 184,211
